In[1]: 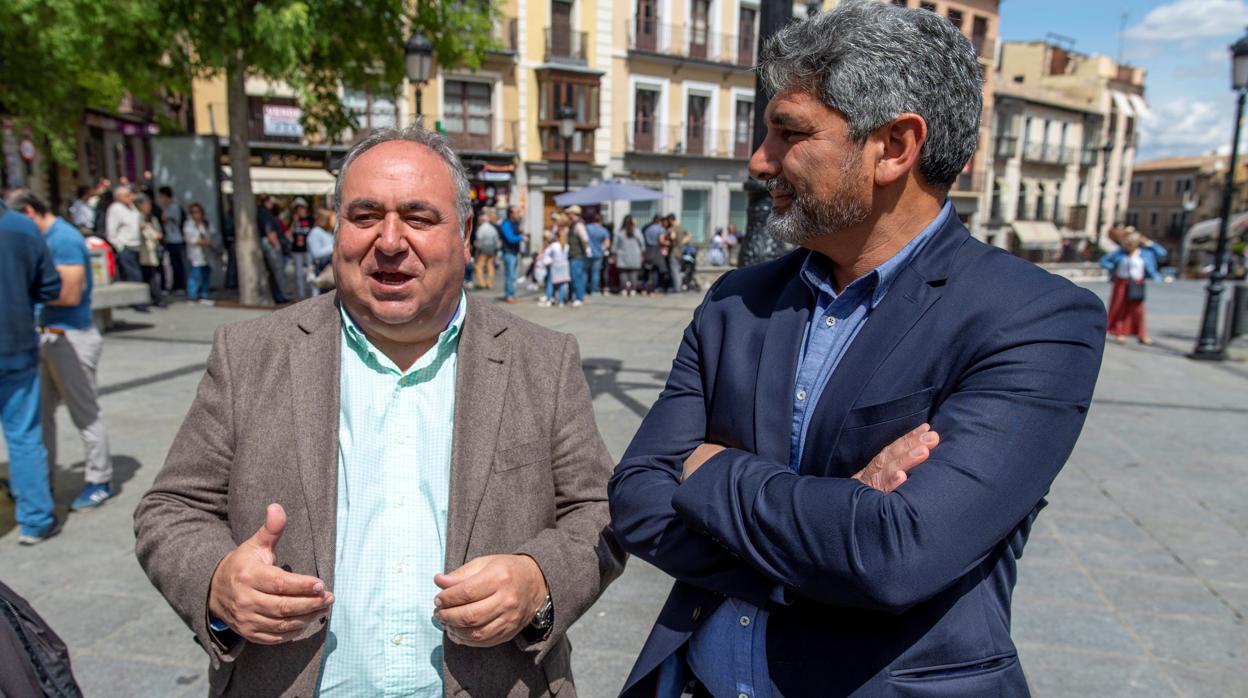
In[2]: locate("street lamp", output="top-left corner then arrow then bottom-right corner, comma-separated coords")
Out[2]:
1192,28 -> 1248,360
557,104 -> 577,193
404,30 -> 434,125
1093,139 -> 1114,259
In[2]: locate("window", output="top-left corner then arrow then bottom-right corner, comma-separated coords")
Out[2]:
1174,177 -> 1193,195
1153,178 -> 1163,196
734,98 -> 753,158
442,80 -> 492,150
538,70 -> 600,159
729,190 -> 748,233
891,0 -> 908,6
1126,211 -> 1139,227
686,93 -> 710,156
920,2 -> 937,11
342,89 -> 397,139
989,179 -> 1003,220
632,87 -> 660,152
689,0 -> 710,59
947,9 -> 963,30
971,16 -> 988,56
636,0 -> 658,51
1016,184 -> 1028,220
1131,179 -> 1143,197
681,189 -> 710,242
738,7 -> 757,65
1052,181 -> 1063,223
1168,211 -> 1183,232
1149,210 -> 1159,227
1035,184 -> 1047,221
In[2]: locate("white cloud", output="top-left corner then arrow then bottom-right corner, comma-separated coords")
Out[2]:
1138,98 -> 1241,159
1125,0 -> 1248,42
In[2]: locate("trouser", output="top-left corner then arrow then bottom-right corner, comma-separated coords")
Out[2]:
570,258 -> 587,302
502,250 -> 519,298
668,255 -> 683,292
142,265 -> 164,306
260,239 -> 288,302
292,251 -> 312,300
40,328 -> 112,485
188,265 -> 212,300
619,269 -> 640,290
545,270 -> 555,301
474,253 -> 497,289
589,257 -> 604,294
117,247 -> 143,283
0,351 -> 55,535
165,242 -> 187,291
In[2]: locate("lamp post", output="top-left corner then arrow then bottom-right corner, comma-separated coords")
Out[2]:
557,104 -> 577,193
404,30 -> 434,126
1192,28 -> 1248,360
1092,139 -> 1114,259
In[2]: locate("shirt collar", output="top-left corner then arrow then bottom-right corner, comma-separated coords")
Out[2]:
800,200 -> 953,308
338,291 -> 466,376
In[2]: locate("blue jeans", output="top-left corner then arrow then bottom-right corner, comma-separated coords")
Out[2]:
188,265 -> 212,300
502,250 -> 519,298
570,258 -> 587,302
545,270 -> 555,301
589,257 -> 604,294
1,351 -> 55,535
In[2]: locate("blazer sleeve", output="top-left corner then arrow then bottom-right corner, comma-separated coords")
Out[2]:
513,333 -> 627,660
608,290 -> 791,608
134,324 -> 245,667
669,284 -> 1107,613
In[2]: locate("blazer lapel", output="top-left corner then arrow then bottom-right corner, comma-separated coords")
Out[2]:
446,298 -> 511,570
289,294 -> 342,588
753,270 -> 812,466
799,218 -> 971,475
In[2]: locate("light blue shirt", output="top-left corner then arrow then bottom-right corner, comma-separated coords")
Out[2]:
685,202 -> 952,698
316,296 -> 465,697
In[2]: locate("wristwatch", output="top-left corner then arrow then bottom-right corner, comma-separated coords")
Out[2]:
531,592 -> 554,631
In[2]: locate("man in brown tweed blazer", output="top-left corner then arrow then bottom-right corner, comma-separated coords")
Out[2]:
134,125 -> 625,696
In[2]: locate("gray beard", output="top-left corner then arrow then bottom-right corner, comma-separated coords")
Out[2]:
765,192 -> 871,246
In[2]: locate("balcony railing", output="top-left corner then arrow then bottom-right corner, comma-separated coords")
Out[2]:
951,171 -> 984,194
628,18 -> 754,67
1066,204 -> 1088,230
995,135 -> 1017,159
443,119 -> 519,154
1022,142 -> 1076,165
625,122 -> 750,159
489,18 -> 519,54
545,28 -> 588,65
1079,148 -> 1098,167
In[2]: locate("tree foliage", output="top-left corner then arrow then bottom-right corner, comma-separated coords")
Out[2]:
0,0 -> 182,161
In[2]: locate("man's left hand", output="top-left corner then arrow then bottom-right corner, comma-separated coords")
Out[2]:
682,443 -> 726,481
433,555 -> 549,647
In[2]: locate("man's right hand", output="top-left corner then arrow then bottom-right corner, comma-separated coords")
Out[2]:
852,423 -> 940,493
207,503 -> 334,645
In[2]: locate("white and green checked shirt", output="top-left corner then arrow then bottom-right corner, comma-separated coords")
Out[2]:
316,296 -> 465,697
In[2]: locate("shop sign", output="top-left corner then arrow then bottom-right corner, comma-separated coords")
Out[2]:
18,139 -> 36,161
263,105 -> 305,138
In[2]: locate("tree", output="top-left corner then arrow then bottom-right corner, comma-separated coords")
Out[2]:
0,0 -> 180,163
160,0 -> 500,305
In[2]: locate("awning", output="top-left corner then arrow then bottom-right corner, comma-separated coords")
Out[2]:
220,166 -> 336,196
1011,221 -> 1063,249
1110,91 -> 1135,118
1127,94 -> 1151,120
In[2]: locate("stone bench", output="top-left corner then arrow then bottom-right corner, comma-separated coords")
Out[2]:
92,282 -> 151,331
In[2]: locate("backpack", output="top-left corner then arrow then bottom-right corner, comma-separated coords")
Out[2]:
0,580 -> 83,698
475,223 -> 500,255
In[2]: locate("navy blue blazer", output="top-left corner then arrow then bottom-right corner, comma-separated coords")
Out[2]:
609,215 -> 1106,697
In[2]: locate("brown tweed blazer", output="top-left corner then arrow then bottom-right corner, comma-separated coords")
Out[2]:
134,292 -> 625,697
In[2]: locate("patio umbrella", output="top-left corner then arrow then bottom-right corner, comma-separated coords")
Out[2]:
553,179 -> 666,206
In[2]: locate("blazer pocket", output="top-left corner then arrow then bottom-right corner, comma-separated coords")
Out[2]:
843,387 -> 935,430
888,653 -> 1025,698
495,440 -> 547,472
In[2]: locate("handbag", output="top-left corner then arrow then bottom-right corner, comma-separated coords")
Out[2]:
1126,280 -> 1146,302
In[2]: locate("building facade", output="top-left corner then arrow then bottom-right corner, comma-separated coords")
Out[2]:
986,81 -> 1102,261
997,41 -> 1148,256
1126,155 -> 1248,249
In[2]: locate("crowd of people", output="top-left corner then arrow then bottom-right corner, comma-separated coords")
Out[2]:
464,203 -> 741,307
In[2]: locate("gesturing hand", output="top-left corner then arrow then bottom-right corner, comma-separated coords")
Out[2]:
207,503 -> 334,645
433,554 -> 549,648
852,423 -> 940,493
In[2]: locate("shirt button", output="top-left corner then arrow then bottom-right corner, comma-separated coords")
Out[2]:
739,693 -> 750,698
796,389 -> 807,401
392,634 -> 404,645
825,316 -> 837,328
739,615 -> 751,627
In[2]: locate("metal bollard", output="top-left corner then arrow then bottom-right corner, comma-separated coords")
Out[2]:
1226,282 -> 1247,341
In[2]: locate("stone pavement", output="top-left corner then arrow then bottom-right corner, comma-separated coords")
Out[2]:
1,279 -> 1245,697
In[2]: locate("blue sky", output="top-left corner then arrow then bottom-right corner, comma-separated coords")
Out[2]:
998,0 -> 1248,161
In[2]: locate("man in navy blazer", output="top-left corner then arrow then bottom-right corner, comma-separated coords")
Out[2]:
608,3 -> 1107,696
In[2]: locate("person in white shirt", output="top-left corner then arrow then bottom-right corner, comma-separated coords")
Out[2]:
105,185 -> 149,310
182,202 -> 215,303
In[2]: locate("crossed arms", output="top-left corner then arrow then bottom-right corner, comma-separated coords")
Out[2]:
608,284 -> 1106,613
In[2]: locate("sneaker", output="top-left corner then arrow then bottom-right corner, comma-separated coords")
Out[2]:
18,517 -> 63,546
71,482 -> 114,511
572,300 -> 583,307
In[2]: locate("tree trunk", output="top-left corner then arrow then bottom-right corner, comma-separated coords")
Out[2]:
226,52 -> 270,305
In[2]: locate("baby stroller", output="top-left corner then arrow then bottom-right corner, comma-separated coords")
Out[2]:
680,244 -> 701,292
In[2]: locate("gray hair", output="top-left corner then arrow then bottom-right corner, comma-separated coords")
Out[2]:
759,0 -> 982,189
333,124 -> 472,232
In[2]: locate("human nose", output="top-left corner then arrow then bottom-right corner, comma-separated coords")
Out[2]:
748,131 -> 782,183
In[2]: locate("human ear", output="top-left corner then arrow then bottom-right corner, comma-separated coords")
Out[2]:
874,113 -> 927,188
